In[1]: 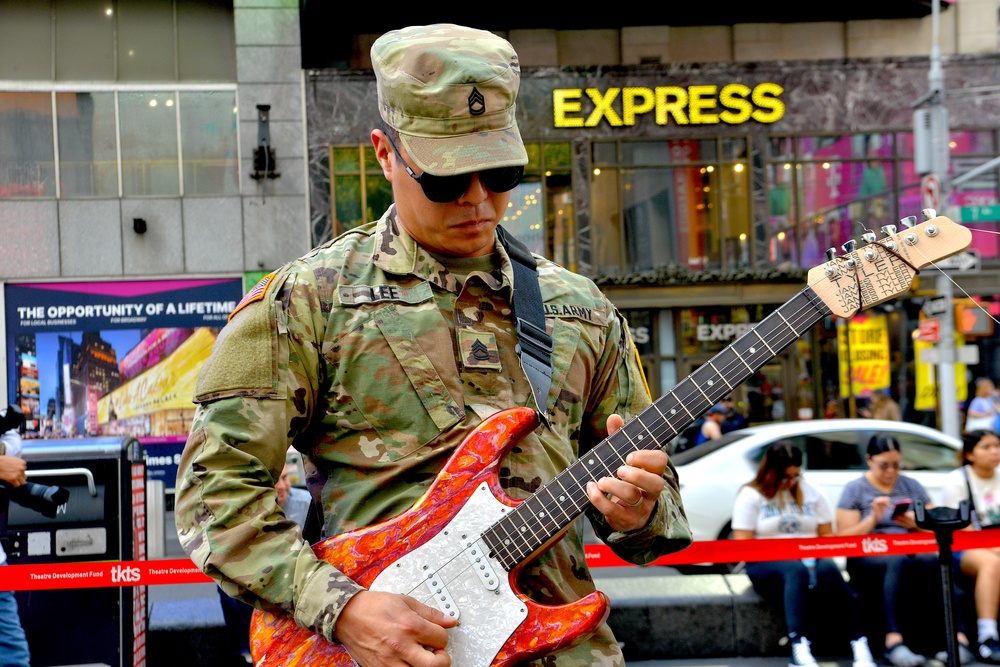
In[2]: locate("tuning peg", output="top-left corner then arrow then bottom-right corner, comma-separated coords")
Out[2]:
921,208 -> 937,220
825,247 -> 837,262
900,215 -> 917,228
881,225 -> 898,236
861,230 -> 877,244
841,240 -> 857,253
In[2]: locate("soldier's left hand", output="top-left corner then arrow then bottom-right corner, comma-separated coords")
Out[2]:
585,414 -> 666,533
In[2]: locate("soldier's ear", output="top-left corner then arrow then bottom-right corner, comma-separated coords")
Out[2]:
371,129 -> 393,179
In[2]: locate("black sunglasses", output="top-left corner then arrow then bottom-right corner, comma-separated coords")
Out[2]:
383,128 -> 523,203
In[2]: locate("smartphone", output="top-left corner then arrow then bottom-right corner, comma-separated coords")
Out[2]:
891,499 -> 912,519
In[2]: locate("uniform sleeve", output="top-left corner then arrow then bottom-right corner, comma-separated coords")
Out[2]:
731,486 -> 761,533
941,469 -> 969,509
584,304 -> 692,564
175,264 -> 363,643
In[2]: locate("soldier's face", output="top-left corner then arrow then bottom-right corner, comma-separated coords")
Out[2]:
373,129 -> 512,258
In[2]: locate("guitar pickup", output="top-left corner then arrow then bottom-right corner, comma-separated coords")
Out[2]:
425,573 -> 460,620
465,540 -> 499,591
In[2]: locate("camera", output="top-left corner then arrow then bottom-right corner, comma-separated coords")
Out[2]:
1,404 -> 70,518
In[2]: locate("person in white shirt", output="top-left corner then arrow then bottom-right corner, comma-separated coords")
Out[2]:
942,429 -> 1000,664
0,416 -> 31,667
732,440 -> 875,667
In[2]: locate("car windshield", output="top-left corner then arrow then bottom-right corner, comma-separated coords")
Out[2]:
671,431 -> 750,466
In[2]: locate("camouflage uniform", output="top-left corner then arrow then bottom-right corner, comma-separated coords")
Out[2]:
176,22 -> 690,667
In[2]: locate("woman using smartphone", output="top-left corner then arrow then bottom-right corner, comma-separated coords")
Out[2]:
732,441 -> 876,667
836,434 -> 955,667
942,429 -> 1000,664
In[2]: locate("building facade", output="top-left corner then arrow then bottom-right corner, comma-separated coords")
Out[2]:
2,1 -> 999,436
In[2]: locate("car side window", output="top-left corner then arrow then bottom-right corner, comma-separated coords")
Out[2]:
802,432 -> 864,471
898,435 -> 962,470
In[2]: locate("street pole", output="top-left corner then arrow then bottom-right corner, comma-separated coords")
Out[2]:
921,0 -> 961,439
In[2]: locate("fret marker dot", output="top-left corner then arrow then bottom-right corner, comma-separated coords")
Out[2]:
559,495 -> 565,501
708,380 -> 714,386
670,409 -> 676,415
539,512 -> 546,518
588,458 -> 595,465
749,347 -> 756,354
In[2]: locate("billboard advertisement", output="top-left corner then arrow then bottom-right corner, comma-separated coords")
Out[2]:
4,278 -> 243,487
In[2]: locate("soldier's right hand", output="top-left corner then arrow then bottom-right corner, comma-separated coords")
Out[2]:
0,455 -> 27,487
335,590 -> 457,667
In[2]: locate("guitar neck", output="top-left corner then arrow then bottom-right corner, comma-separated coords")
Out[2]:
483,286 -> 832,570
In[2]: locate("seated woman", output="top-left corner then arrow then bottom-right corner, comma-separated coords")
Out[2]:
732,441 -> 876,667
836,434 -> 967,667
942,429 -> 1000,664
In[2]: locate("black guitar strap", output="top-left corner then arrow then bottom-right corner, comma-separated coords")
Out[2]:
496,225 -> 553,427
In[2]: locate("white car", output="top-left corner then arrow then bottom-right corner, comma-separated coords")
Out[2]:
672,419 -> 963,544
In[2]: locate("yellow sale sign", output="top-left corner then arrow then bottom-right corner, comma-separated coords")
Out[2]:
914,330 -> 968,412
838,314 -> 890,397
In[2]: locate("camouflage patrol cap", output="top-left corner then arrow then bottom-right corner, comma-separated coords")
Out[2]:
371,23 -> 529,177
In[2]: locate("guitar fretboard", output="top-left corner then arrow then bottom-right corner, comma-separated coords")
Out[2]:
482,286 -> 832,570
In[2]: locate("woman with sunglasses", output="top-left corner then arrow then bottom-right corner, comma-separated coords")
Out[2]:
942,429 -> 1000,664
836,434 -> 946,667
732,441 -> 876,667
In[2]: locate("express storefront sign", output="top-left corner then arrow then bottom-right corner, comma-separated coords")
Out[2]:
553,82 -> 785,128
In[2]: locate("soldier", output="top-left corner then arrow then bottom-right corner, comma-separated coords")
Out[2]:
175,23 -> 690,667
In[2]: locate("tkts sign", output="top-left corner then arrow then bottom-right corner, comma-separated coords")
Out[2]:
553,82 -> 784,128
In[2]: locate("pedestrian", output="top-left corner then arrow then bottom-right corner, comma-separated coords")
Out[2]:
942,429 -> 1000,664
696,403 -> 728,446
175,23 -> 690,667
732,441 -> 876,667
966,378 -> 999,434
869,391 -> 901,421
836,434 -> 952,667
721,395 -> 749,433
0,412 -> 32,667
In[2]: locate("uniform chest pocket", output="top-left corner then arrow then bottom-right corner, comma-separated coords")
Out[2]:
336,304 -> 464,461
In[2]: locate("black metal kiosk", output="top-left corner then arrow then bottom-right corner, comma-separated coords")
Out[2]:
4,436 -> 146,667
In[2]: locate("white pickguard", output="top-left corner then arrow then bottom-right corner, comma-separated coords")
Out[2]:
368,482 -> 528,666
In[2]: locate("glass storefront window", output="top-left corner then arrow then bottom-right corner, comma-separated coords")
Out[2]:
591,139 -> 750,275
589,166 -> 623,275
57,92 -> 118,197
119,91 -> 180,196
501,179 -> 546,255
179,91 -> 238,195
0,92 -> 56,197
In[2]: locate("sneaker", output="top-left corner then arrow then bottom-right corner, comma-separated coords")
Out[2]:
935,641 -> 976,665
884,642 -> 926,667
850,637 -> 876,667
789,636 -> 819,667
979,638 -> 1000,664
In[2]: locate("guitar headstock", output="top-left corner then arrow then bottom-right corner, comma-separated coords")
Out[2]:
807,211 -> 972,318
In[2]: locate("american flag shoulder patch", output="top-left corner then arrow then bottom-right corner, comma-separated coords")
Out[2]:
229,272 -> 276,321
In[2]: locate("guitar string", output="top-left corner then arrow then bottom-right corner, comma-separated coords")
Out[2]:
456,263 -> 844,579
487,223 -> 954,568
912,227 -> 1000,329
407,222 -> 952,598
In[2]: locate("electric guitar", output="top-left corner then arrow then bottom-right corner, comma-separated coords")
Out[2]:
250,213 -> 971,666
